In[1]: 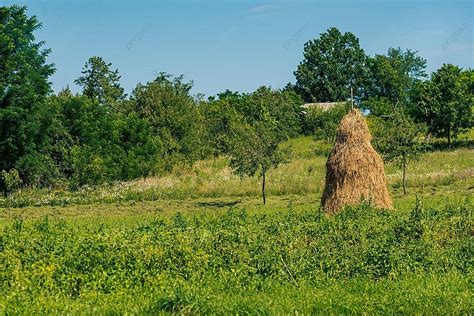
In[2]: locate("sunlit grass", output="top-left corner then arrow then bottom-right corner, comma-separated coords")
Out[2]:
0,135 -> 472,211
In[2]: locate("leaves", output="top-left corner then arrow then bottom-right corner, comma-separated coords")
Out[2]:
415,65 -> 473,144
0,5 -> 55,172
366,48 -> 427,107
0,168 -> 22,196
373,110 -> 426,167
74,56 -> 125,106
130,73 -> 206,170
302,102 -> 351,143
295,27 -> 369,102
225,87 -> 298,203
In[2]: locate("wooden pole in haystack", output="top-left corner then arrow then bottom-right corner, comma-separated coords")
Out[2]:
350,87 -> 354,110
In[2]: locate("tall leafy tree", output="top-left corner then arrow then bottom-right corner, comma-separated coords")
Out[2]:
53,92 -> 125,186
364,48 -> 427,116
42,89 -> 161,187
415,64 -> 473,146
202,87 -> 302,160
294,27 -> 369,102
74,56 -> 125,106
118,111 -> 163,179
0,5 -> 55,178
368,48 -> 427,102
235,87 -> 303,137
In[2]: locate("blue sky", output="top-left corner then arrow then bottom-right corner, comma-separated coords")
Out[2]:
4,0 -> 473,97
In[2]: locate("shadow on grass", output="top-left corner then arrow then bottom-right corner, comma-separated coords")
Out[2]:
427,139 -> 474,152
193,200 -> 240,208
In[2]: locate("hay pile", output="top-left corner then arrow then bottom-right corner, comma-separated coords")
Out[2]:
321,109 -> 393,213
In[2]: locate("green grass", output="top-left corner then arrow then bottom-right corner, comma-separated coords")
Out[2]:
1,203 -> 472,314
0,135 -> 473,314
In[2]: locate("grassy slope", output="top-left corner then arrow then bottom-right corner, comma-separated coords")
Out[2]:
0,136 -> 473,314
1,136 -> 472,222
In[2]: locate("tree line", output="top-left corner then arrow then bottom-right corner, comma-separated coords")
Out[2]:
1,6 -> 472,200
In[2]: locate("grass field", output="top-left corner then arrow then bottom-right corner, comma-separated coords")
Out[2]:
1,136 -> 473,314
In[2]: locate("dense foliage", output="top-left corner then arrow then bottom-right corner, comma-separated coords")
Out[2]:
294,27 -> 369,102
225,87 -> 303,204
0,5 -> 55,179
0,5 -> 472,315
1,202 -> 472,314
413,65 -> 473,145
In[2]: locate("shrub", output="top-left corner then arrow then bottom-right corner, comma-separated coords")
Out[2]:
302,102 -> 350,143
0,168 -> 22,197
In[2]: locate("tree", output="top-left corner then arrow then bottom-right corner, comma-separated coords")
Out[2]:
372,110 -> 426,195
74,56 -> 125,106
363,48 -> 427,116
41,89 -> 162,187
118,111 -> 163,179
200,90 -> 249,158
201,87 -> 303,162
130,73 -> 205,171
16,90 -> 74,187
0,5 -> 55,174
55,93 -> 125,186
415,64 -> 473,146
368,48 -> 426,102
237,87 -> 303,137
294,27 -> 369,102
227,87 -> 292,204
460,69 -> 474,95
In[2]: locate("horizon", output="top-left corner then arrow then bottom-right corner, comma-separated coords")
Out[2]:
4,0 -> 474,97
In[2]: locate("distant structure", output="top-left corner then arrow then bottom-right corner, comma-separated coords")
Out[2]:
302,102 -> 345,112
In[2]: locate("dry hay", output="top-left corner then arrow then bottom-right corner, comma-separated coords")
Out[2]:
321,109 -> 393,214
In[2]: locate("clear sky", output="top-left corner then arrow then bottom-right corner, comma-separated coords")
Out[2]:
3,0 -> 473,97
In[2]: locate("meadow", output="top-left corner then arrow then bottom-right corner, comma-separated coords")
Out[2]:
1,136 -> 473,314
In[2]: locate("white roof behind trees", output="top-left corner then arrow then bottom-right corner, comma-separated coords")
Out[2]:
302,102 -> 345,111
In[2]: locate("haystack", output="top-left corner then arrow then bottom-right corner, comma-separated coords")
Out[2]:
321,109 -> 392,214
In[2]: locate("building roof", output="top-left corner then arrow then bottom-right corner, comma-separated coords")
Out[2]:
302,102 -> 345,111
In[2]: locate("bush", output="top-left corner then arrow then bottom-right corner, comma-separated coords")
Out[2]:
0,168 -> 22,196
15,153 -> 64,188
302,103 -> 350,143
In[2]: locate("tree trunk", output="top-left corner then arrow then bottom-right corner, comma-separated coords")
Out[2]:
402,161 -> 407,196
447,126 -> 451,149
262,172 -> 266,205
